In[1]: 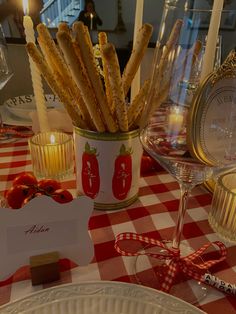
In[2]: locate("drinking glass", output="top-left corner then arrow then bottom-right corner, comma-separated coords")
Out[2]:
29,131 -> 74,180
136,0 -> 236,303
209,172 -> 236,243
0,24 -> 14,143
0,24 -> 13,89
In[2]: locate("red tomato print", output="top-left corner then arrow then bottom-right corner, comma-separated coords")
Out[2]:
112,144 -> 132,200
81,142 -> 100,199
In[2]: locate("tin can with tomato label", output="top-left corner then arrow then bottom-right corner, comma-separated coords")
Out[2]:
74,127 -> 143,210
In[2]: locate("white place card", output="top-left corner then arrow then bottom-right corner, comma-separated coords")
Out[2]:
0,195 -> 94,281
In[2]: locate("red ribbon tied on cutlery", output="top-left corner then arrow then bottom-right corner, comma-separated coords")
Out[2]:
114,232 -> 227,293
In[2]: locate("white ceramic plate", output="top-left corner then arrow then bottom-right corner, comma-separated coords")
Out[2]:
0,105 -> 32,126
4,94 -> 63,120
0,281 -> 204,314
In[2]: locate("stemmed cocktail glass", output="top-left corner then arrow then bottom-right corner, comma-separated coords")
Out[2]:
135,0 -> 236,304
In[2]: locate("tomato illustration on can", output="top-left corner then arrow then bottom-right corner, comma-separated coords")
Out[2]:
112,144 -> 132,200
81,142 -> 100,199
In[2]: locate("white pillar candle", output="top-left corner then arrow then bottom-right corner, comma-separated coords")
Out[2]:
131,0 -> 144,102
23,0 -> 50,133
200,0 -> 224,82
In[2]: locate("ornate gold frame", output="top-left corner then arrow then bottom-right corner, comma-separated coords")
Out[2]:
187,49 -> 236,166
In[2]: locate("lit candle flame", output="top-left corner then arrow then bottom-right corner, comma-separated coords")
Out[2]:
90,13 -> 93,30
50,134 -> 56,144
22,0 -> 29,15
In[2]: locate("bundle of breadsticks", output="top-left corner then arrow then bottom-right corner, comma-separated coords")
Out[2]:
139,19 -> 203,127
26,21 -> 153,133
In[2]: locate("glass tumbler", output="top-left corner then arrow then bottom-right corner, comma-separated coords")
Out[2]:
0,24 -> 13,89
209,172 -> 236,243
29,132 -> 74,180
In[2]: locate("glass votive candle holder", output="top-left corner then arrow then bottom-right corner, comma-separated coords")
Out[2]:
208,172 -> 236,243
29,132 -> 74,180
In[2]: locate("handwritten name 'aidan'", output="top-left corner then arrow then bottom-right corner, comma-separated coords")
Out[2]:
25,224 -> 50,235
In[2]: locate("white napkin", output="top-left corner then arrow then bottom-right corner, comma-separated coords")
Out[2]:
30,109 -> 73,134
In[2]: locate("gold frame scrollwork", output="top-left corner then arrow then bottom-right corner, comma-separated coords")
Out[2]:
211,49 -> 236,84
187,48 -> 236,166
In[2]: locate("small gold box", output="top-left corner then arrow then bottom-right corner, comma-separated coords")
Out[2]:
30,251 -> 60,285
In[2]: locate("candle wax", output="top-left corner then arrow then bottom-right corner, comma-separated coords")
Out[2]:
200,0 -> 224,82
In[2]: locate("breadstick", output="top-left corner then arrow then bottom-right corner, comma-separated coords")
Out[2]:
72,41 -> 99,130
26,42 -> 87,129
73,21 -> 118,133
173,40 -> 202,84
170,40 -> 203,106
38,36 -> 95,130
153,19 -> 183,90
190,40 -> 202,65
102,43 -> 128,132
122,23 -> 153,97
37,36 -> 55,72
81,23 -> 93,50
73,22 -> 93,49
71,40 -> 97,130
56,31 -> 106,132
139,20 -> 183,127
128,79 -> 150,128
151,19 -> 183,93
148,38 -> 201,123
58,22 -> 70,35
72,41 -> 94,93
160,20 -> 183,66
98,32 -> 114,114
37,23 -> 66,75
37,23 -> 92,128
188,40 -> 203,80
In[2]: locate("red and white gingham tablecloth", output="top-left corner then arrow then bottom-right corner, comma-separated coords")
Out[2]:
0,139 -> 236,313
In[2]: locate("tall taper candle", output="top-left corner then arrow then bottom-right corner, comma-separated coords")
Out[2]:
90,13 -> 93,30
131,0 -> 144,102
200,0 -> 224,82
23,1 -> 50,132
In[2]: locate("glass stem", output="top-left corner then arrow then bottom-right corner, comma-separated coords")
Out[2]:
172,183 -> 193,250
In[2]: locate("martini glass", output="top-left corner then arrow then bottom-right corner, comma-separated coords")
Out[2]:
135,0 -> 236,304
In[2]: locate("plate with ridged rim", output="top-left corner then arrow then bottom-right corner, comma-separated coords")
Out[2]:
0,281 -> 205,314
4,94 -> 63,121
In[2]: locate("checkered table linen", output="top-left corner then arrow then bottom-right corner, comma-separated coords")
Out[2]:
0,139 -> 236,314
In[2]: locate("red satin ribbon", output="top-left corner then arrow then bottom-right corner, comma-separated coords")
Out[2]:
114,232 -> 227,293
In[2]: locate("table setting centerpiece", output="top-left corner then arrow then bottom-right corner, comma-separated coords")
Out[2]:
1,0 -> 236,311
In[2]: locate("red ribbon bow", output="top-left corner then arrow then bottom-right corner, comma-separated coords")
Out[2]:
114,232 -> 227,293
